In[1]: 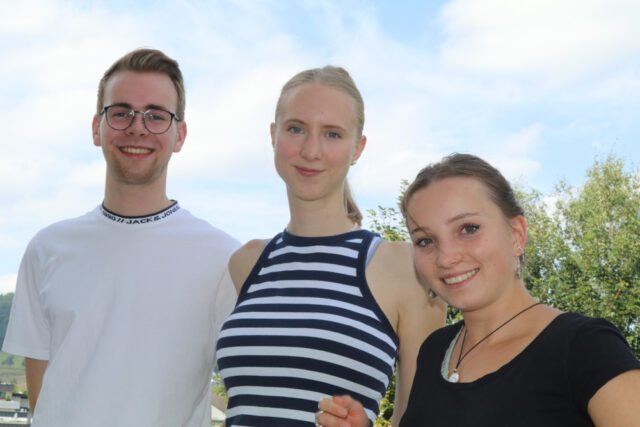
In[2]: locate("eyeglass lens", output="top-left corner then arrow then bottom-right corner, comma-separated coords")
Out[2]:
105,106 -> 174,134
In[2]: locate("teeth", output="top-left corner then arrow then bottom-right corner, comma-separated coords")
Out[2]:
122,147 -> 151,154
444,269 -> 478,285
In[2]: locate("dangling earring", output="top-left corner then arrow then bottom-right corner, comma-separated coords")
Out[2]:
516,246 -> 523,279
427,288 -> 437,299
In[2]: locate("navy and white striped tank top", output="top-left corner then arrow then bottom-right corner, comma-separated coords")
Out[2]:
216,229 -> 399,426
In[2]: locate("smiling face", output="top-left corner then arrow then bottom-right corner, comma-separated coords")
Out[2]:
92,70 -> 186,188
405,176 -> 526,313
271,83 -> 366,204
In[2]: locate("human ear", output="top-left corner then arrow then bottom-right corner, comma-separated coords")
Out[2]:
509,215 -> 527,255
270,122 -> 276,149
173,121 -> 187,153
92,115 -> 102,147
351,134 -> 367,164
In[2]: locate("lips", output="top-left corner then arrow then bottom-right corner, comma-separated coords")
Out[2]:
295,166 -> 323,177
442,268 -> 479,286
120,146 -> 153,155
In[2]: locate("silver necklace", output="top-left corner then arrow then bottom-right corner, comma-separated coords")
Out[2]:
448,301 -> 542,383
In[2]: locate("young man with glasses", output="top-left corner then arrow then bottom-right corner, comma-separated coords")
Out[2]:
3,48 -> 239,426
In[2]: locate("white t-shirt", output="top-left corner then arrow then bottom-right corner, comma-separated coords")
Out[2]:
3,203 -> 240,427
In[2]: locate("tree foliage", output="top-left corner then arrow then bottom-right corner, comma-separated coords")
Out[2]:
524,155 -> 640,354
367,155 -> 640,425
0,293 -> 14,346
366,202 -> 403,426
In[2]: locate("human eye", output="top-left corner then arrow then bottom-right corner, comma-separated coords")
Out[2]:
461,224 -> 480,235
108,107 -> 131,120
326,130 -> 342,139
287,125 -> 304,134
414,236 -> 434,248
146,109 -> 170,122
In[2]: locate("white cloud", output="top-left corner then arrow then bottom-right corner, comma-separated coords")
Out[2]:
585,68 -> 640,102
1,0 -> 638,281
176,183 -> 290,244
0,1 -> 56,34
501,124 -> 544,157
439,0 -> 640,81
173,66 -> 286,180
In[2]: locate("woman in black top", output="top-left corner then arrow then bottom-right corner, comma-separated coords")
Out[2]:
317,153 -> 640,427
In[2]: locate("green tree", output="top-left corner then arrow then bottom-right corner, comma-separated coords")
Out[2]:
367,181 -> 409,244
0,293 -> 14,346
527,155 -> 640,354
1,354 -> 14,366
517,188 -> 570,299
211,368 -> 228,405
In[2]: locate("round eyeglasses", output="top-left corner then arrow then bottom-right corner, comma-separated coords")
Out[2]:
100,105 -> 181,134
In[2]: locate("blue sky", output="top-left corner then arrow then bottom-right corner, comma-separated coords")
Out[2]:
1,0 -> 639,293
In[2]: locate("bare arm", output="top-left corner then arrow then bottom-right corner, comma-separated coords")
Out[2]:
365,241 -> 446,424
318,242 -> 446,426
25,357 -> 48,413
588,369 -> 640,427
390,243 -> 446,425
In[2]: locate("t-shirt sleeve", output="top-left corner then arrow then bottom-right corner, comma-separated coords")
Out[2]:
567,317 -> 640,410
2,239 -> 51,360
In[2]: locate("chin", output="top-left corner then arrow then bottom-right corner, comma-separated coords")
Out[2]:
438,293 -> 477,314
287,186 -> 326,202
114,169 -> 163,186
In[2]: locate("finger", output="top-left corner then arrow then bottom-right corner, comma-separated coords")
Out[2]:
318,397 -> 349,418
332,394 -> 363,411
316,409 -> 351,427
331,395 -> 368,427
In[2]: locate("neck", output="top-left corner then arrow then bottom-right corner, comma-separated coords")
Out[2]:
103,176 -> 172,217
461,283 -> 538,342
286,189 -> 356,237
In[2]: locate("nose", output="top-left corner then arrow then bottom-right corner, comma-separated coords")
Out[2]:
126,111 -> 149,136
299,133 -> 321,160
436,240 -> 463,268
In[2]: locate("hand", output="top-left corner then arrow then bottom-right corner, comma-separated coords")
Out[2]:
316,395 -> 370,427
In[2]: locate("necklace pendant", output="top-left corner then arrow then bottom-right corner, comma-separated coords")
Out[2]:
448,371 -> 459,383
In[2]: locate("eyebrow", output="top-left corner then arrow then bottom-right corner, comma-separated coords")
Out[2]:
447,212 -> 479,224
409,226 -> 426,236
145,103 -> 171,111
284,118 -> 306,126
283,118 -> 347,132
107,102 -> 171,111
408,212 -> 480,235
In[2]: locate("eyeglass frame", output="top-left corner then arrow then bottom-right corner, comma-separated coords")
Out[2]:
99,104 -> 182,135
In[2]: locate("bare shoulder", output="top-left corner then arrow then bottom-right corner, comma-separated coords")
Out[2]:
370,240 -> 416,281
228,239 -> 268,293
372,240 -> 446,313
367,240 -> 445,329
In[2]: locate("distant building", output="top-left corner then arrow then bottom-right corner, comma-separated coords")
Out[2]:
0,382 -> 226,425
0,384 -> 29,426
